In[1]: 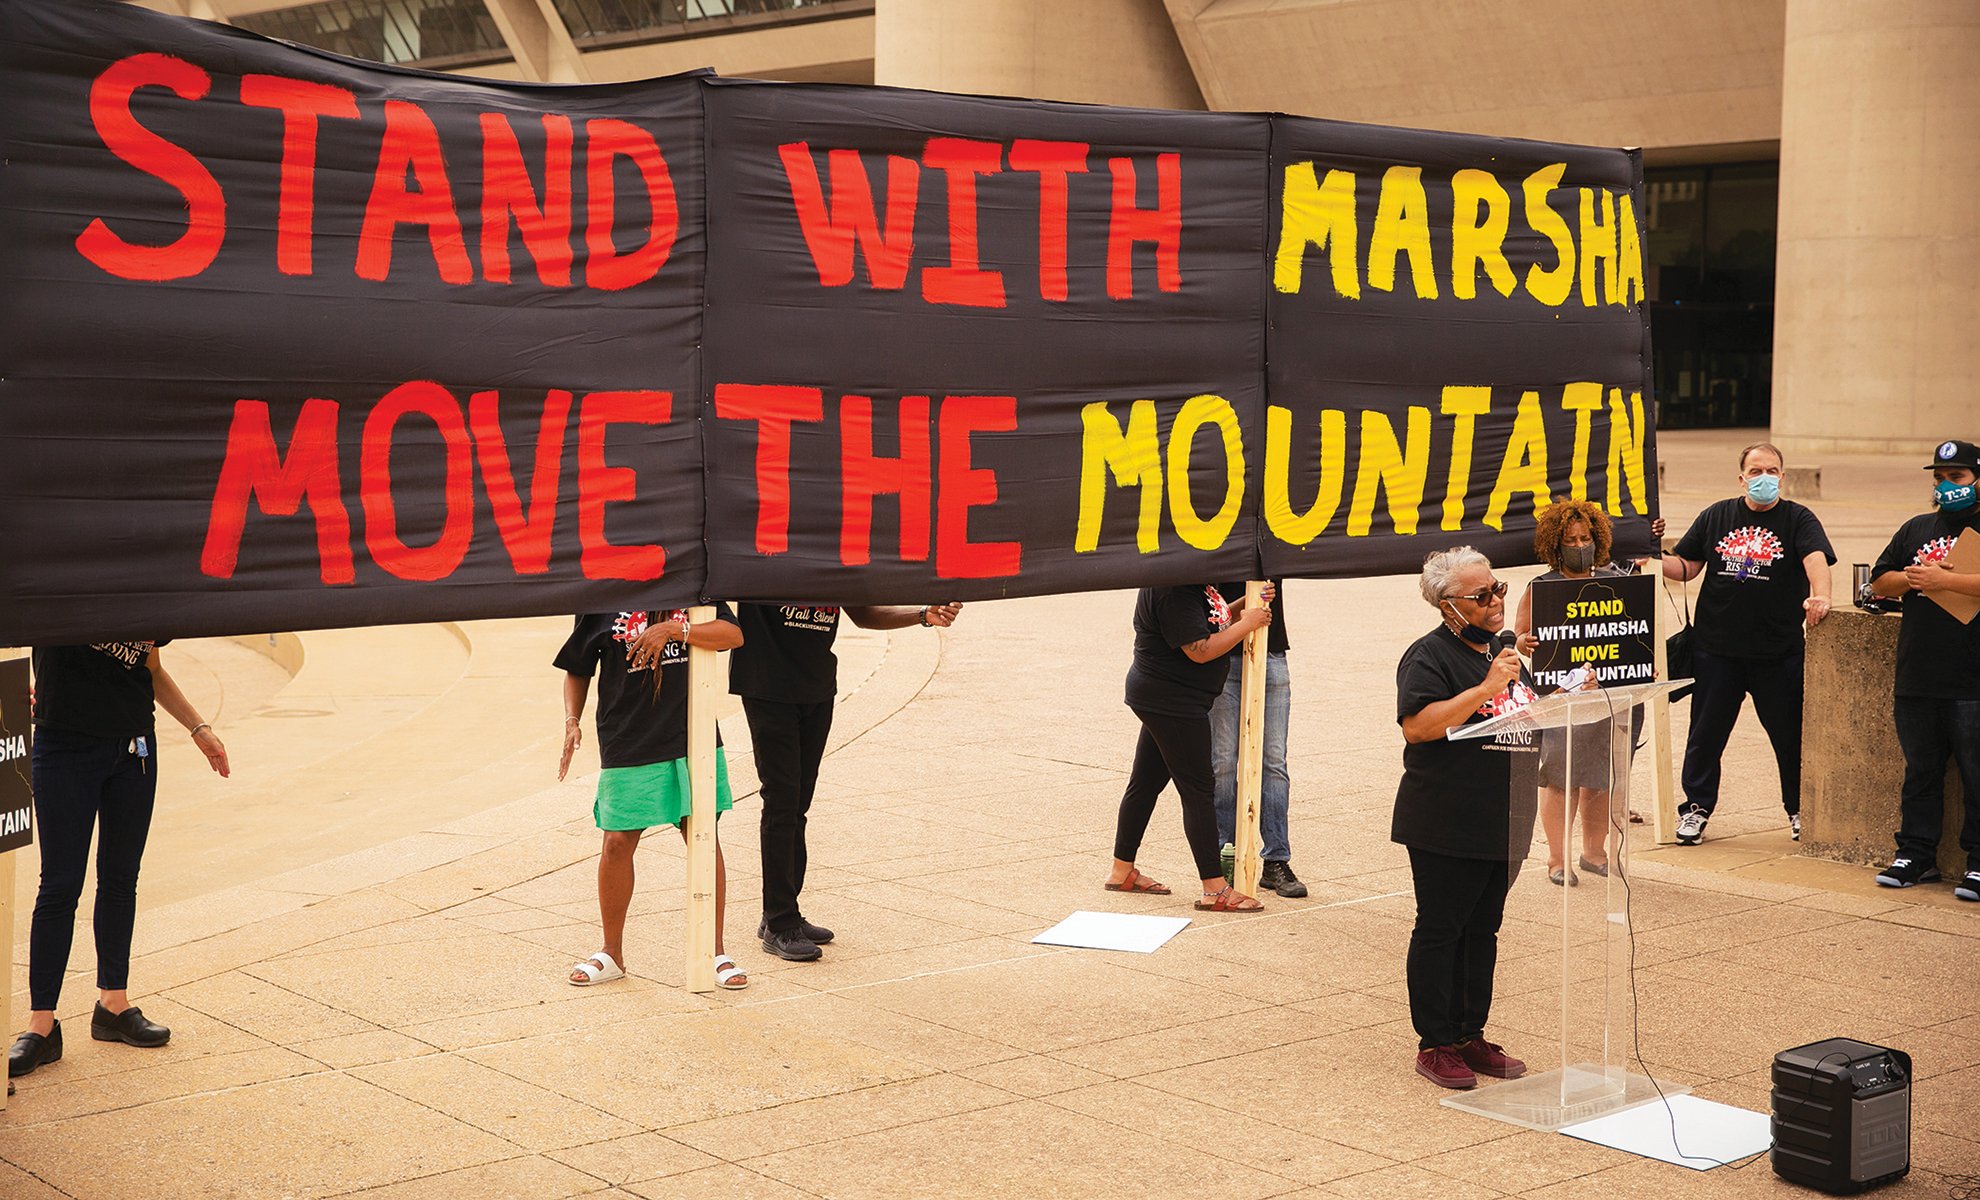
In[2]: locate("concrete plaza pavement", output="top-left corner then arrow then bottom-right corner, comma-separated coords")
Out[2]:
4,429 -> 1978,1199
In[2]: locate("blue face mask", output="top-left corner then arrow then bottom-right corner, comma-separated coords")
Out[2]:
1746,474 -> 1781,504
1936,479 -> 1977,512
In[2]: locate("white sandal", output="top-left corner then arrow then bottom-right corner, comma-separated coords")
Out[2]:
714,954 -> 749,991
568,951 -> 624,987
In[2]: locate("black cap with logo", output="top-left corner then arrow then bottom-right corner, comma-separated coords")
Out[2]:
1925,439 -> 1980,471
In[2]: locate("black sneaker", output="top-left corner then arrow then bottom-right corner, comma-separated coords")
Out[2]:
1875,857 -> 1941,888
799,920 -> 835,945
1258,860 -> 1308,898
758,923 -> 822,961
1955,871 -> 1980,902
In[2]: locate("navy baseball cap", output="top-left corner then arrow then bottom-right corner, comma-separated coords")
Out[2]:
1925,439 -> 1979,470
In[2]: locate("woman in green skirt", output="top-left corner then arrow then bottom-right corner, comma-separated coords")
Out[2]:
557,605 -> 747,989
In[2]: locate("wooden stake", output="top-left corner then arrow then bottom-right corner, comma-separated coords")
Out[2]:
682,605 -> 718,994
1233,582 -> 1268,899
1650,594 -> 1678,845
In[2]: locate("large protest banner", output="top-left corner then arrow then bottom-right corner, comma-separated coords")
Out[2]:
1264,117 -> 1656,577
0,0 -> 1657,645
0,0 -> 707,644
703,80 -> 1267,603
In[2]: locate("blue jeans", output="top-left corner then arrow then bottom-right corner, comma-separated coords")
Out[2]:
1210,650 -> 1291,861
1893,696 -> 1980,869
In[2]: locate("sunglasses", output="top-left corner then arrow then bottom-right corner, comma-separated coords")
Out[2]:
1447,581 -> 1509,605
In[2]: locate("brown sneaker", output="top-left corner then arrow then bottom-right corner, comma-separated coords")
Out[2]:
1455,1037 -> 1525,1079
1414,1045 -> 1477,1089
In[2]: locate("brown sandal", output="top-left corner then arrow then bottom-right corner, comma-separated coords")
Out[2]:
1104,867 -> 1171,895
1194,886 -> 1262,913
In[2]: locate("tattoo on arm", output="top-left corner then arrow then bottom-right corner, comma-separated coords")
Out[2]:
1183,638 -> 1212,658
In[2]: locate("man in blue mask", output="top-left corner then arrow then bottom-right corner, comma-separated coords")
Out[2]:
1869,439 -> 1980,897
1662,442 -> 1836,844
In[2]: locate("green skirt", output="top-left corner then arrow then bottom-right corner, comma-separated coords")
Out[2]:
594,748 -> 734,831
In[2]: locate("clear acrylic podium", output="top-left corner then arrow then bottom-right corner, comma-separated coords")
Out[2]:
1441,680 -> 1688,1131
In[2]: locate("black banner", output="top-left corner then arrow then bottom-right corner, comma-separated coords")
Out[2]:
1264,117 -> 1657,580
0,0 -> 706,644
0,0 -> 1657,645
703,81 -> 1266,603
0,658 -> 30,853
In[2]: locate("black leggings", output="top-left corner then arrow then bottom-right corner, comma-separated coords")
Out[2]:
1113,708 -> 1223,881
30,727 -> 158,1010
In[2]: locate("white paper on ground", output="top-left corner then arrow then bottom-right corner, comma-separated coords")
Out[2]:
1031,911 -> 1191,953
1560,1093 -> 1771,1170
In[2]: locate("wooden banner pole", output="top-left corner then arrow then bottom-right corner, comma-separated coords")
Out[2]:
682,605 -> 718,994
1233,582 -> 1268,899
1650,594 -> 1678,845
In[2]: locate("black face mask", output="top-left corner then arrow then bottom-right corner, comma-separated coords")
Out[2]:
1561,544 -> 1596,574
1442,601 -> 1493,647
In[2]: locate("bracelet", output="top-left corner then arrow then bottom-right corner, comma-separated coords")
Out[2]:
677,617 -> 691,643
564,715 -> 581,725
190,722 -> 212,738
918,607 -> 931,627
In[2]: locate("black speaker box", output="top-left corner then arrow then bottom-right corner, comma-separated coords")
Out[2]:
1771,1038 -> 1910,1194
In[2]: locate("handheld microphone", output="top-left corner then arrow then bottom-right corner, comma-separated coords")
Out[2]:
1494,630 -> 1520,656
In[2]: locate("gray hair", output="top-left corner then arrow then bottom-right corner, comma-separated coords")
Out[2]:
1419,545 -> 1492,606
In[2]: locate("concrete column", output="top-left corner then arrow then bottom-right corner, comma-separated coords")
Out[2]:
1773,1 -> 1980,456
874,0 -> 1203,110
481,0 -> 591,83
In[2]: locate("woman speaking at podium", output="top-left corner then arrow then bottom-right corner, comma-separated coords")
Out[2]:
1394,548 -> 1534,1090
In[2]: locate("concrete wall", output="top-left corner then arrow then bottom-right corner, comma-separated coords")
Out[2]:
1772,0 -> 1980,457
1801,608 -> 1967,877
1160,0 -> 1784,148
876,0 -> 1203,109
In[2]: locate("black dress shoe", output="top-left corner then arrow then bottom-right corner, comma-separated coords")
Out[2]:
8,1021 -> 61,1078
1259,860 -> 1308,898
92,1003 -> 170,1048
798,920 -> 835,945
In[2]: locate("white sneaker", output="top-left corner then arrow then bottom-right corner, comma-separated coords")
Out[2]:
1790,814 -> 1802,842
1675,807 -> 1709,845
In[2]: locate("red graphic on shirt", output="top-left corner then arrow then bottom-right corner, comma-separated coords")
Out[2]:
610,609 -> 688,672
1715,526 -> 1785,581
611,611 -> 650,644
1914,536 -> 1956,565
1205,586 -> 1231,630
1478,680 -> 1539,719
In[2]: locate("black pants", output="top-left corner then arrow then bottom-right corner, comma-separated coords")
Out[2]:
1893,696 -> 1980,868
1405,847 -> 1511,1049
29,727 -> 158,1011
1113,709 -> 1223,881
742,697 -> 834,935
1681,646 -> 1804,817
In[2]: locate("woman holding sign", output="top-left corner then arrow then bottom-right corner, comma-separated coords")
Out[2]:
1395,548 -> 1534,1089
1514,500 -> 1644,885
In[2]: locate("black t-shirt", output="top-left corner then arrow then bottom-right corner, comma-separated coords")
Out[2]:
1873,508 -> 1980,699
729,603 -> 842,705
1125,585 -> 1234,718
1673,497 -> 1835,659
31,641 -> 165,738
554,605 -> 735,769
1391,625 -> 1539,860
1214,579 -> 1290,656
